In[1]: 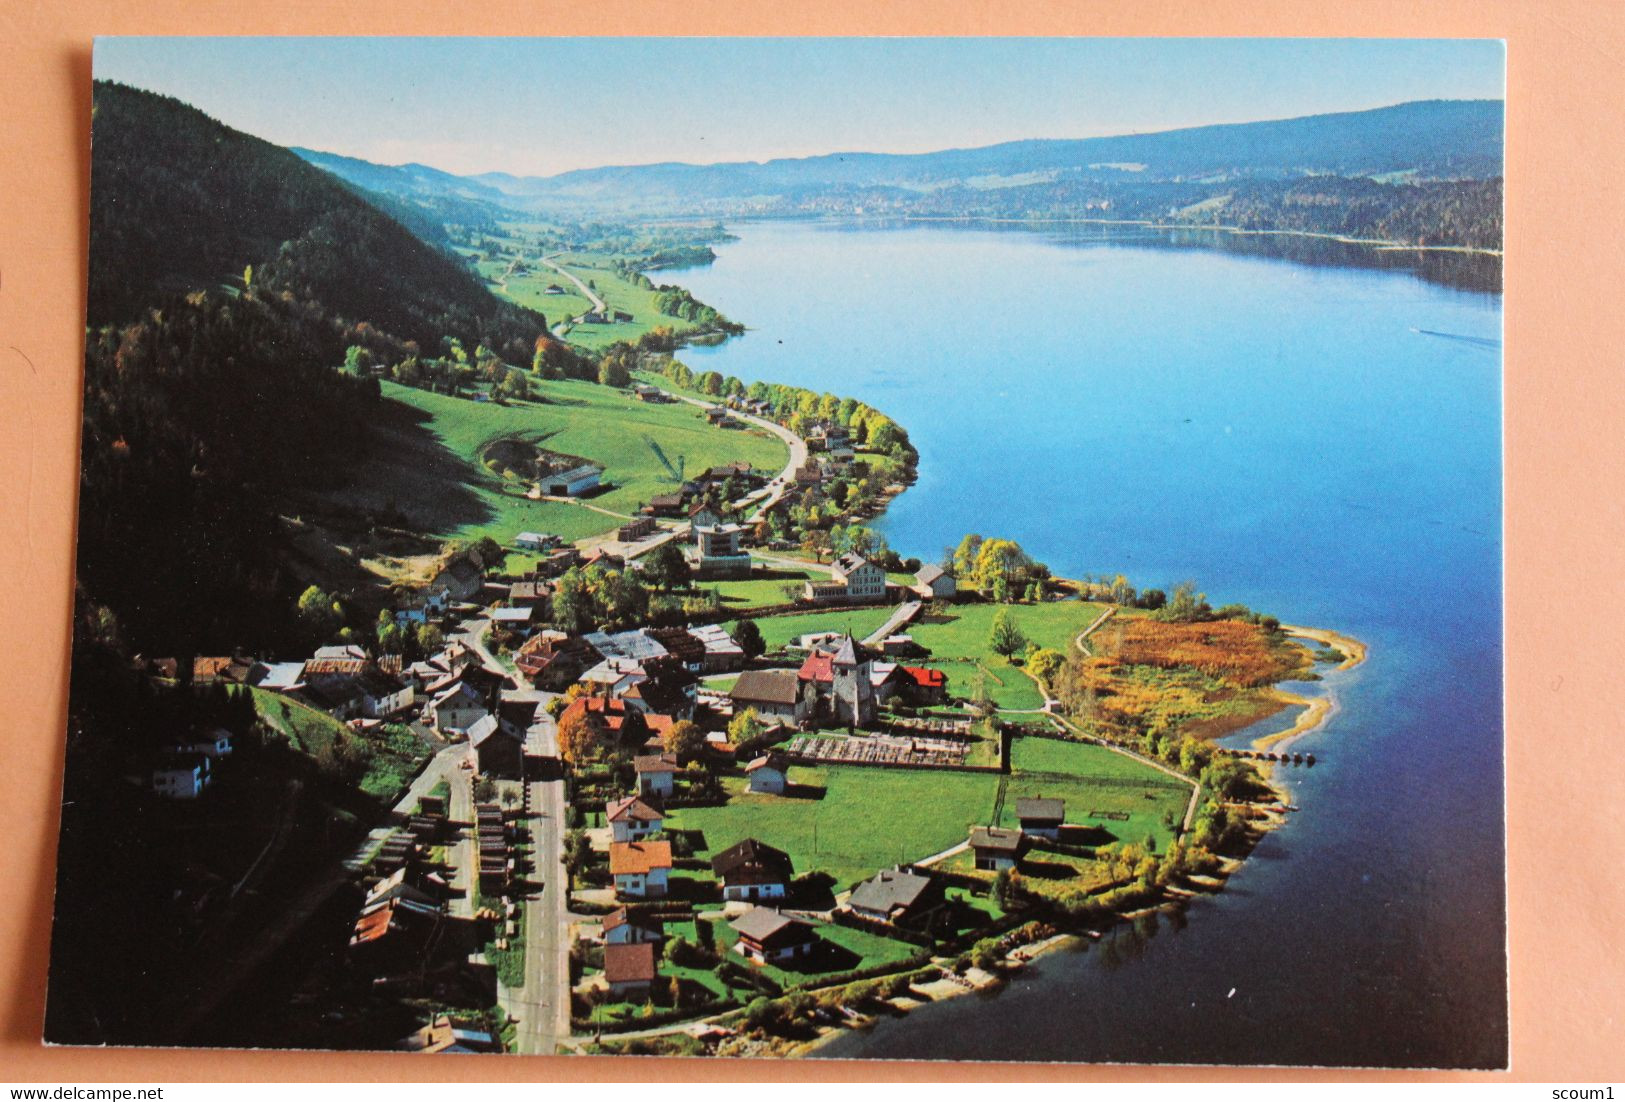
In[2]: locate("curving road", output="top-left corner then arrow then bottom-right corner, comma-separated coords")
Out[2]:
659,389 -> 807,521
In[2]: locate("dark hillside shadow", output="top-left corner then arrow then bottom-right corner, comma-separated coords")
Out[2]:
311,394 -> 494,538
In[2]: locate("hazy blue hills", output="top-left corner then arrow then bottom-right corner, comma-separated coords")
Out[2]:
297,99 -> 1502,206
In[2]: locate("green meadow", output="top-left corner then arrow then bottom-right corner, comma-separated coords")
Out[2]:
328,379 -> 786,564
904,600 -> 1113,711
749,606 -> 901,652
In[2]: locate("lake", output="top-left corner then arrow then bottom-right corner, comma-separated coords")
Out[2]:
674,219 -> 1505,1069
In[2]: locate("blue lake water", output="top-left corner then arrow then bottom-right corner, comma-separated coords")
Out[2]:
674,220 -> 1505,1068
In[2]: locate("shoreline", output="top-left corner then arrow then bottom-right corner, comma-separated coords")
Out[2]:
1253,624 -> 1369,755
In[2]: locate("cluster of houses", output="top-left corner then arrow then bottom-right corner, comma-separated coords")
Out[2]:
640,462 -> 766,520
726,631 -> 948,731
968,797 -> 1068,871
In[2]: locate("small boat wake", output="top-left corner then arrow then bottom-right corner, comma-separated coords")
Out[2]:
1410,327 -> 1501,350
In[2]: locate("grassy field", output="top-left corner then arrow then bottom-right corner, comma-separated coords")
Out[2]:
999,737 -> 1190,853
752,606 -> 902,652
905,600 -> 1113,711
249,689 -> 430,803
710,564 -> 823,609
325,379 -> 787,567
475,246 -> 721,352
667,768 -> 998,890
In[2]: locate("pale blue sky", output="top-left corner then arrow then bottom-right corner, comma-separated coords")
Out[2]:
94,37 -> 1505,178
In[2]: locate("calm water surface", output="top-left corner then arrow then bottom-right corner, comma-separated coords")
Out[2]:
675,220 -> 1505,1068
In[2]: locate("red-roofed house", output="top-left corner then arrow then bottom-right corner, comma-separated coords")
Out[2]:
609,840 -> 672,899
900,665 -> 949,706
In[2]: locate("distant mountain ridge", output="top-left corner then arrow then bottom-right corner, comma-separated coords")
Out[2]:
296,99 -> 1504,212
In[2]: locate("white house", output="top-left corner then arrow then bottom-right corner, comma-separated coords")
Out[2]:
152,757 -> 211,800
728,669 -> 812,726
633,753 -> 678,798
358,669 -> 414,718
606,795 -> 665,843
515,531 -> 557,552
744,752 -> 788,795
171,728 -> 234,758
609,840 -> 671,899
803,552 -> 887,604
602,907 -> 663,946
428,680 -> 490,735
730,907 -> 818,965
914,564 -> 958,601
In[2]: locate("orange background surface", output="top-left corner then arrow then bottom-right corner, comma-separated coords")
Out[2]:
2,0 -> 1622,1083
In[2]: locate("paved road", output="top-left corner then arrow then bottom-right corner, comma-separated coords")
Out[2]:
539,254 -> 606,320
660,389 -> 807,521
862,600 -> 923,647
499,707 -> 572,1055
451,615 -> 514,679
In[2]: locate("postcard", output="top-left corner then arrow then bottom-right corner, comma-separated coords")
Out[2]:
49,36 -> 1505,1066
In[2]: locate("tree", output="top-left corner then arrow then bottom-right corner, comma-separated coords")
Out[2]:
642,541 -> 691,591
557,708 -> 600,765
952,533 -> 983,578
1026,647 -> 1065,687
562,828 -> 591,888
972,538 -> 1032,598
551,568 -> 595,634
295,584 -> 340,642
988,607 -> 1028,659
732,619 -> 765,660
414,622 -> 444,653
728,707 -> 767,755
993,868 -> 1021,911
663,719 -> 707,763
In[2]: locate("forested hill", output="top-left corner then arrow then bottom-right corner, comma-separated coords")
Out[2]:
89,81 -> 547,354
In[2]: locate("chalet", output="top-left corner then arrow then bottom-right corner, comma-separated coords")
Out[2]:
514,630 -> 595,690
793,459 -> 823,486
644,492 -> 687,516
969,826 -> 1027,871
252,661 -> 306,692
508,580 -> 550,609
867,661 -> 909,705
646,627 -> 708,674
489,606 -> 536,634
539,464 -> 602,497
192,655 -> 257,686
728,669 -> 812,726
349,875 -> 444,967
609,839 -> 672,899
606,794 -> 664,843
603,941 -> 659,1000
914,564 -> 958,601
428,680 -> 491,735
470,715 -> 524,779
357,668 -> 414,718
535,546 -> 583,577
515,531 -> 559,552
617,516 -> 657,542
1015,797 -> 1065,840
632,752 -> 679,798
632,383 -> 663,402
398,1015 -> 500,1055
744,751 -> 789,795
730,907 -> 818,965
710,838 -> 794,902
803,553 -> 886,605
704,405 -> 729,425
168,727 -> 234,759
152,756 -> 211,800
431,558 -> 485,602
687,503 -> 723,537
846,867 -> 944,926
688,623 -> 745,672
560,695 -> 674,747
602,907 -> 663,946
899,665 -> 949,707
394,585 -> 451,626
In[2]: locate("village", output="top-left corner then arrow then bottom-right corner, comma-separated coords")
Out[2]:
125,381 -> 1280,1058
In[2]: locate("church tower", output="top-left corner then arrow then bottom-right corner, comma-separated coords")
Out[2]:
829,632 -> 876,728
